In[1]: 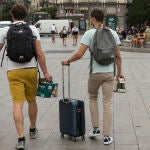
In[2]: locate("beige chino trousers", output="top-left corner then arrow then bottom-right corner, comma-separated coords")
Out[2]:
88,72 -> 114,136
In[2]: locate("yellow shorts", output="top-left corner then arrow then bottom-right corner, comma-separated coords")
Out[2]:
7,68 -> 38,103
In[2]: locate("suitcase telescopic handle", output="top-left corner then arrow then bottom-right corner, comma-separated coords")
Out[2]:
62,64 -> 71,102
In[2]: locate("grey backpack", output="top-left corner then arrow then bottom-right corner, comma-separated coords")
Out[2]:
90,27 -> 116,65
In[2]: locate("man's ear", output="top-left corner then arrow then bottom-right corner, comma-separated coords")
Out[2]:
91,17 -> 96,24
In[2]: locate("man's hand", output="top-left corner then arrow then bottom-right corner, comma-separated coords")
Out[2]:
116,73 -> 125,80
44,72 -> 52,82
61,60 -> 70,65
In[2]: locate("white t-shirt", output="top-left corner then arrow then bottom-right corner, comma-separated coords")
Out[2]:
51,25 -> 56,32
62,29 -> 67,34
72,27 -> 79,32
80,28 -> 121,73
0,21 -> 40,71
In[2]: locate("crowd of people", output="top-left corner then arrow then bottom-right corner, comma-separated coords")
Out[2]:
52,22 -> 149,49
128,26 -> 146,48
116,24 -> 150,48
51,24 -> 79,47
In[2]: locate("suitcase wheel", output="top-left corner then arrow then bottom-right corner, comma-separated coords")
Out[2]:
61,133 -> 64,138
73,136 -> 77,142
81,135 -> 85,141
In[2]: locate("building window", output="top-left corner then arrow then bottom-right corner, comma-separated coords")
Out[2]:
107,7 -> 116,15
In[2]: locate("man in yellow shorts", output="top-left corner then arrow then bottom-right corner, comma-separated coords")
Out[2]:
0,3 -> 52,150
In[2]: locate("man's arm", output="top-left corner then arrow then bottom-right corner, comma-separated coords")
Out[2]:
115,45 -> 124,79
61,44 -> 88,65
0,43 -> 4,51
34,40 -> 52,81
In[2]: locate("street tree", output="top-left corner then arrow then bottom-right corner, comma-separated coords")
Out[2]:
127,0 -> 150,27
1,0 -> 15,21
40,5 -> 58,19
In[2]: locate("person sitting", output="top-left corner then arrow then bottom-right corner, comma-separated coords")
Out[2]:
131,32 -> 138,47
137,28 -> 146,48
145,25 -> 150,42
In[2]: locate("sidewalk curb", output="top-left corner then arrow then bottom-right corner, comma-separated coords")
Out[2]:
120,46 -> 150,53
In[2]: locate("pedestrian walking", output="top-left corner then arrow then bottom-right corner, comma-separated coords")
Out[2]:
61,9 -> 124,145
61,26 -> 68,46
67,26 -> 71,37
0,3 -> 52,150
72,25 -> 79,46
51,24 -> 57,43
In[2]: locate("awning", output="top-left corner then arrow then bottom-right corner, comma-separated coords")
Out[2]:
65,7 -> 74,9
79,7 -> 88,10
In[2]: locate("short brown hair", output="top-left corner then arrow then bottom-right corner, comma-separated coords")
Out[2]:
90,9 -> 104,23
10,3 -> 27,20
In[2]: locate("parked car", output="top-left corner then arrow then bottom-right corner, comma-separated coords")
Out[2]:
0,21 -> 12,31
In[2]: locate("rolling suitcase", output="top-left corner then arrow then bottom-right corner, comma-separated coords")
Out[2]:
59,65 -> 85,141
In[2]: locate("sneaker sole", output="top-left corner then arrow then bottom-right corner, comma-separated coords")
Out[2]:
15,146 -> 25,150
89,134 -> 101,138
30,135 -> 38,139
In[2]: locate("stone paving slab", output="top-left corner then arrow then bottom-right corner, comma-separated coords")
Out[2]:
0,36 -> 150,150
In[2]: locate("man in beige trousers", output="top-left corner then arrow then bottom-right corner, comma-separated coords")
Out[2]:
62,8 -> 124,145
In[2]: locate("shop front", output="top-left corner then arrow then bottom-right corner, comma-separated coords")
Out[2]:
105,16 -> 118,30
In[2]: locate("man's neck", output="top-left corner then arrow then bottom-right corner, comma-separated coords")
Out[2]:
94,22 -> 102,28
13,18 -> 24,22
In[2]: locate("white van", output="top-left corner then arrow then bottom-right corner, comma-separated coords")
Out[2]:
34,19 -> 69,36
0,21 -> 12,31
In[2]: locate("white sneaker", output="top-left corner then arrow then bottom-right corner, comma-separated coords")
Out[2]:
103,136 -> 113,145
89,128 -> 101,138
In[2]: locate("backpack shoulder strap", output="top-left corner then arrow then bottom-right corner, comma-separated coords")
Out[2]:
1,46 -> 7,67
103,27 -> 110,30
7,24 -> 14,35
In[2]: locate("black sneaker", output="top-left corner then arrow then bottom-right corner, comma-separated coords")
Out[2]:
29,128 -> 38,139
103,136 -> 113,145
15,140 -> 25,150
89,128 -> 101,138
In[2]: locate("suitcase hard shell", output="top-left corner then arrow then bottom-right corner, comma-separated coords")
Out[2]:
59,99 -> 85,140
59,65 -> 85,141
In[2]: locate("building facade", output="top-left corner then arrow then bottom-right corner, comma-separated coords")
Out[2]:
0,0 -> 133,31
54,0 -> 133,31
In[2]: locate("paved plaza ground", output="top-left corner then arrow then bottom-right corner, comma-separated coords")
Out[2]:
0,35 -> 150,150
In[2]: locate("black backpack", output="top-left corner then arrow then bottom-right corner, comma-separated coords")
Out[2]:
7,23 -> 36,63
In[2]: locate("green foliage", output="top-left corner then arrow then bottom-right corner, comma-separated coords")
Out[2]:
127,0 -> 150,26
1,0 -> 15,21
40,5 -> 58,19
